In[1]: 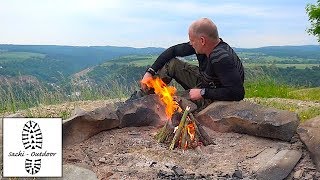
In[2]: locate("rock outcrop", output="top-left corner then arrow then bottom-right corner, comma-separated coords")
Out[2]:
63,95 -> 195,146
196,101 -> 300,141
297,115 -> 320,171
63,105 -> 119,146
116,95 -> 167,128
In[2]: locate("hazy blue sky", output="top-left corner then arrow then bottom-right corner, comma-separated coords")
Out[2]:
1,0 -> 319,48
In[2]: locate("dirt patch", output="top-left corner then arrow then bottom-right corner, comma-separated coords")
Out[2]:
63,126 -> 319,179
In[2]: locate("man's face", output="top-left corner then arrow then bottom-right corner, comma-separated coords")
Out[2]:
188,30 -> 202,54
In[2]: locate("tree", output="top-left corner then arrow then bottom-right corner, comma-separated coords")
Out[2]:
306,0 -> 320,42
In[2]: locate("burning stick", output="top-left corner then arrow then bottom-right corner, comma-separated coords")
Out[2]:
180,116 -> 190,149
169,106 -> 190,150
155,120 -> 174,143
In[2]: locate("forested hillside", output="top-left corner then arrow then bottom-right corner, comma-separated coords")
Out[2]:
0,45 -> 164,82
236,45 -> 320,59
1,44 -> 319,83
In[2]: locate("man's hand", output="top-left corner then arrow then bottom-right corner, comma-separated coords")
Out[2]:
140,72 -> 153,92
189,88 -> 203,101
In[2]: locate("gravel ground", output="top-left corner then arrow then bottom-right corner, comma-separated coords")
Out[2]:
63,126 -> 319,179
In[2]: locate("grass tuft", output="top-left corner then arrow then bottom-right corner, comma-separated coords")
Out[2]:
245,76 -> 295,98
1,69 -> 319,122
288,87 -> 320,101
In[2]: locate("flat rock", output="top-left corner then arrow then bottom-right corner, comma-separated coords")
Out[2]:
196,101 -> 299,141
39,165 -> 97,180
116,94 -> 168,128
255,149 -> 302,180
245,148 -> 279,173
61,164 -> 97,180
0,164 -> 97,180
63,105 -> 119,146
240,148 -> 302,179
297,115 -> 320,171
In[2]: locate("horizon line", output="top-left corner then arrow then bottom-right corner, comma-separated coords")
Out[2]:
0,43 -> 319,49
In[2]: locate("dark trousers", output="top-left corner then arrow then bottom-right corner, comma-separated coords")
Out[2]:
158,58 -> 202,89
157,58 -> 213,109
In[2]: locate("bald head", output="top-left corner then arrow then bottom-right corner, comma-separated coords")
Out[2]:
189,18 -> 219,41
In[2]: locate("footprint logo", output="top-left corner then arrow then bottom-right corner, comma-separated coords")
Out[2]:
22,120 -> 43,149
22,120 -> 43,175
25,159 -> 41,175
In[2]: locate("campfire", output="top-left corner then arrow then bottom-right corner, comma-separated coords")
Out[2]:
142,77 -> 214,150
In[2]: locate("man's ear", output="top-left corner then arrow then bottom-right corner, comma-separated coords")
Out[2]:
200,36 -> 205,45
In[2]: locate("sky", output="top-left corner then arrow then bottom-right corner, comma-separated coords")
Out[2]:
1,0 -> 319,48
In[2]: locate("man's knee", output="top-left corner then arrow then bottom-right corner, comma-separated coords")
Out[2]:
157,58 -> 183,85
165,58 -> 184,77
158,58 -> 195,86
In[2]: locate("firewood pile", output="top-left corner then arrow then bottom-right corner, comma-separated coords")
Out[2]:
155,106 -> 214,150
142,76 -> 214,150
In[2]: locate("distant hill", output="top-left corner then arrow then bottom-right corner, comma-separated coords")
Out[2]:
235,45 -> 320,59
0,44 -> 164,66
1,44 -> 319,65
0,45 -> 164,82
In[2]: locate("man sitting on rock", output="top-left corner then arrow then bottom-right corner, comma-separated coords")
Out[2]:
140,17 -> 245,108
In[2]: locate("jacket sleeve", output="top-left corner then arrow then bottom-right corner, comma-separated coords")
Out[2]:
203,56 -> 245,101
151,42 -> 196,72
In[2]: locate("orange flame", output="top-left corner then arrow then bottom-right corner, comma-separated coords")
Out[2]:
142,77 -> 178,119
187,122 -> 196,141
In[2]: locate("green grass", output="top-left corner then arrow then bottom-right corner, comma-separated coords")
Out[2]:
0,77 -> 137,115
299,107 -> 320,122
245,74 -> 320,121
288,88 -> 320,101
0,52 -> 46,62
245,75 -> 320,122
245,76 -> 295,98
246,97 -> 320,122
245,76 -> 320,101
247,99 -> 301,112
